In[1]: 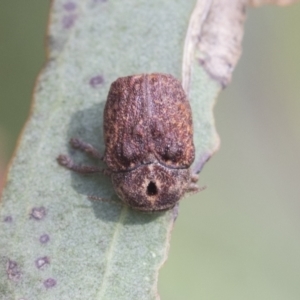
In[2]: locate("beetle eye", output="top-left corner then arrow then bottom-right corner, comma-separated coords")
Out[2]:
147,181 -> 158,196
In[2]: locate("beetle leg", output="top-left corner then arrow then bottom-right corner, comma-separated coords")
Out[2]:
186,183 -> 206,194
70,138 -> 103,160
191,174 -> 199,183
57,154 -> 108,174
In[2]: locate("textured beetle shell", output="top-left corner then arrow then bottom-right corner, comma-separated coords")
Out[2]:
104,73 -> 195,171
103,73 -> 195,211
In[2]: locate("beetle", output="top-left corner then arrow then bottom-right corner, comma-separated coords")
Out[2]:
57,73 -> 199,211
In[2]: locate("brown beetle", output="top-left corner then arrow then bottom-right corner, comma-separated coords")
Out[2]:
58,73 -> 199,211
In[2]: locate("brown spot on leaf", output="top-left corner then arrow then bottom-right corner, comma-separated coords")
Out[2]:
3,216 -> 12,223
6,259 -> 21,282
89,75 -> 104,88
39,234 -> 50,244
44,278 -> 56,288
62,14 -> 77,29
63,2 -> 76,11
30,206 -> 46,220
35,256 -> 50,269
92,0 -> 108,3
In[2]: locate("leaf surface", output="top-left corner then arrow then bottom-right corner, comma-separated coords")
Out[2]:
0,1 -> 221,299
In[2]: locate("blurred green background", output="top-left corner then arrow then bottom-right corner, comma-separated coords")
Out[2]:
1,2 -> 300,300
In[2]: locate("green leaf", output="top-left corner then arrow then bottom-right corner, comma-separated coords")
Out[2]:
0,0 -> 221,299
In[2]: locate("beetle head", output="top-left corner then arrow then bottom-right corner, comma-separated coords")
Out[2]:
111,163 -> 191,211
